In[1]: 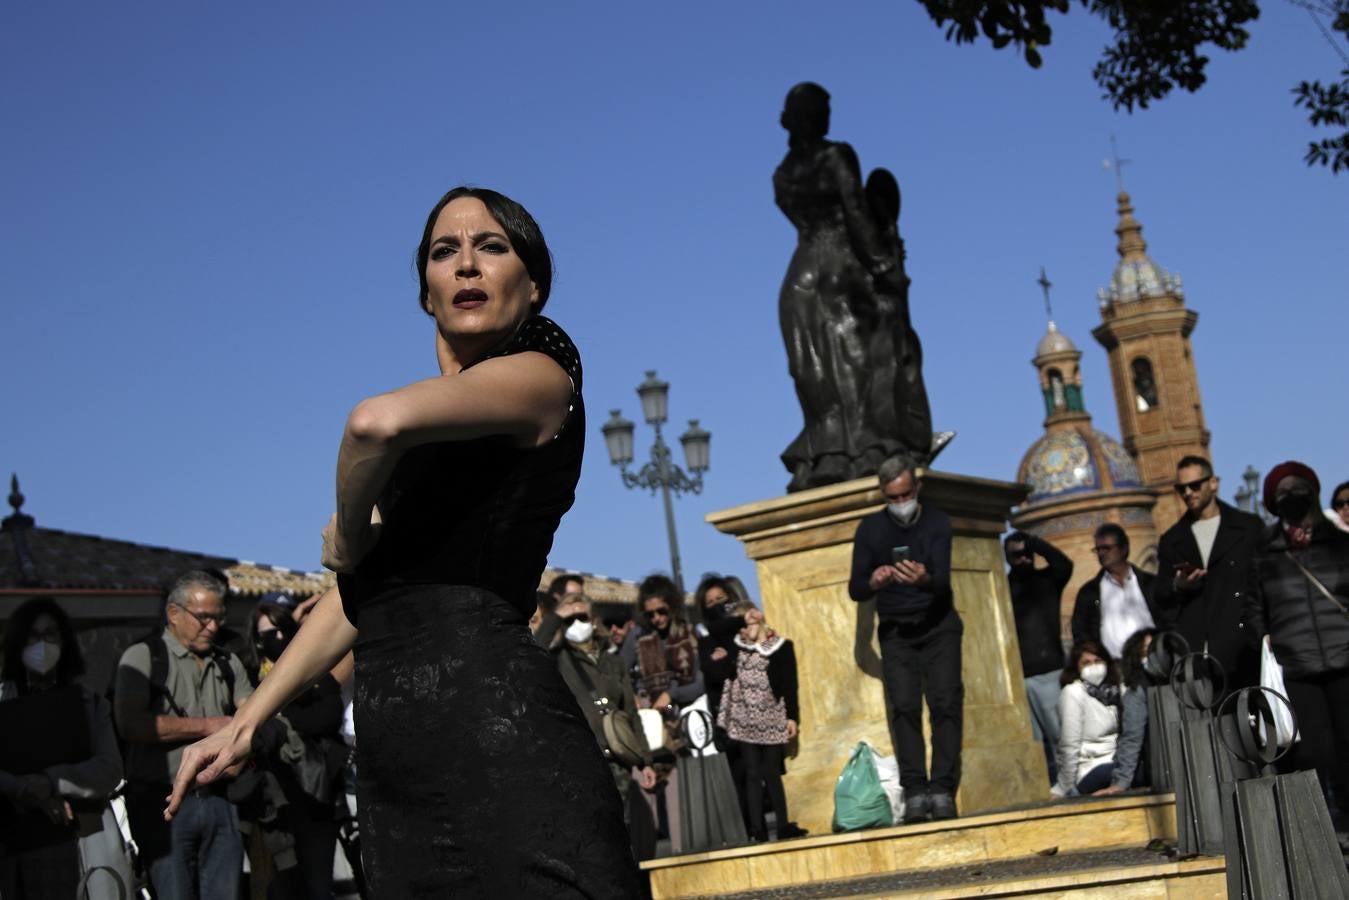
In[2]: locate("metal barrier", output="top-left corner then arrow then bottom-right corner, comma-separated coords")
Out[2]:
1164,650 -> 1245,858
1214,687 -> 1349,899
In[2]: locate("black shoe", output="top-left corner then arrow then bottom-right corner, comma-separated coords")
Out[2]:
930,792 -> 957,821
777,822 -> 809,840
903,792 -> 932,823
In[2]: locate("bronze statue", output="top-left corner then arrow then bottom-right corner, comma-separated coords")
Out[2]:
775,82 -> 934,492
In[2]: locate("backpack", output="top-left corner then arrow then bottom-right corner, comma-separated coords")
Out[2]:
106,633 -> 238,758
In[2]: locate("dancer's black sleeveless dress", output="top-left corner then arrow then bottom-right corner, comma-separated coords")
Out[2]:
336,315 -> 640,897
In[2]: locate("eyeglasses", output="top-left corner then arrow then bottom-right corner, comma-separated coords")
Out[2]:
26,627 -> 61,644
1173,477 -> 1211,495
1333,497 -> 1349,510
1092,544 -> 1122,555
645,606 -> 671,618
173,603 -> 226,628
568,613 -> 591,623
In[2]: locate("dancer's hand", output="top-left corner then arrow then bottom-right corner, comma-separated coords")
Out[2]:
638,766 -> 658,790
165,721 -> 254,821
292,593 -> 322,624
786,719 -> 798,740
321,514 -> 381,573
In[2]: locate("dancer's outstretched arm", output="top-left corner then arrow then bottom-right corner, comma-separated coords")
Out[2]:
165,587 -> 355,819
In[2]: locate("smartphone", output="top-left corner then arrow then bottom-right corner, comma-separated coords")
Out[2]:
891,546 -> 912,564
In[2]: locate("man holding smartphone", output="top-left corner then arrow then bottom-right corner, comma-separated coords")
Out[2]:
848,454 -> 962,823
1154,455 -> 1264,692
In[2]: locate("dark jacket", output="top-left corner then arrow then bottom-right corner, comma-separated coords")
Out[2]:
1070,565 -> 1159,652
1244,517 -> 1349,679
698,614 -> 747,720
848,504 -> 953,622
555,639 -> 651,766
1007,534 -> 1074,677
1154,501 -> 1264,688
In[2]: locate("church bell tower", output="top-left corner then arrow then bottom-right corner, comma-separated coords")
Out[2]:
1091,191 -> 1211,528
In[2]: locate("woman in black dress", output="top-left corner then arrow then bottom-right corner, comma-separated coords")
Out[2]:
168,187 -> 640,897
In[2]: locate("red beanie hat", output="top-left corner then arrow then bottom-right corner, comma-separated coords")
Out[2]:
1263,461 -> 1320,514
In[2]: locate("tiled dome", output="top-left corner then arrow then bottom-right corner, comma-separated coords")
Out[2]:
1101,191 -> 1182,304
1108,257 -> 1179,303
1017,427 -> 1142,505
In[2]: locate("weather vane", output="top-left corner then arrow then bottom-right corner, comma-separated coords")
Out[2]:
1103,134 -> 1131,193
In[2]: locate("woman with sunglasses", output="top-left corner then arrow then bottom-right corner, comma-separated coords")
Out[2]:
0,598 -> 133,899
620,574 -> 710,852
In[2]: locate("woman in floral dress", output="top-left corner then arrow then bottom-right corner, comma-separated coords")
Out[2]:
717,603 -> 804,841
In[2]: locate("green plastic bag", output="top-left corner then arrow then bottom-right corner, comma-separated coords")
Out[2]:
831,741 -> 893,832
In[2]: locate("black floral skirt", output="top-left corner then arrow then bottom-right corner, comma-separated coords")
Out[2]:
350,583 -> 640,898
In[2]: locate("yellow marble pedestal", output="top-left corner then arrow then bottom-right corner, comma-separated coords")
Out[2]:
706,470 -> 1045,836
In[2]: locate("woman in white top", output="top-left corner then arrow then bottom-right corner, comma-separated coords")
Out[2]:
1051,641 -> 1126,798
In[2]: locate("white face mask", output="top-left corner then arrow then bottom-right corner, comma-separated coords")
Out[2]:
888,499 -> 919,523
22,640 -> 62,676
1080,662 -> 1107,686
564,619 -> 595,645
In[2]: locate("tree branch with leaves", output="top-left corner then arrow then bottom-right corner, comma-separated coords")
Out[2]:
916,0 -> 1348,173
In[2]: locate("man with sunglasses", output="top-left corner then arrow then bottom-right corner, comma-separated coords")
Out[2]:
1154,455 -> 1264,692
114,570 -> 252,900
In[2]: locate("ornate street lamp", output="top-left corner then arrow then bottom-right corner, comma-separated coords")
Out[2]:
602,371 -> 711,602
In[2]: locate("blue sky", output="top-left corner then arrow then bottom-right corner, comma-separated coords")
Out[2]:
3,2 -> 1345,593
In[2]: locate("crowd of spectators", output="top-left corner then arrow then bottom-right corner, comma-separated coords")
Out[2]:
0,455 -> 1346,896
1006,456 -> 1349,839
0,573 -> 355,900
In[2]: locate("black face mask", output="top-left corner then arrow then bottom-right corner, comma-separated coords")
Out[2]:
1277,491 -> 1314,523
703,601 -> 736,623
259,631 -> 289,662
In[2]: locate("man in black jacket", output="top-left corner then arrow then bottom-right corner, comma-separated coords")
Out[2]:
1154,455 -> 1264,692
1071,523 -> 1159,660
849,455 -> 962,823
1005,531 -> 1073,781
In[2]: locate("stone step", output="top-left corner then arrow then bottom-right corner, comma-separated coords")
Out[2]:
643,793 -> 1182,899
701,847 -> 1226,899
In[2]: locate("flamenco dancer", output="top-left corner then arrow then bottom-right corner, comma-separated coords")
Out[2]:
166,188 -> 641,896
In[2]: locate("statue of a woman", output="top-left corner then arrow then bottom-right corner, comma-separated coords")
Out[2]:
774,83 -> 932,492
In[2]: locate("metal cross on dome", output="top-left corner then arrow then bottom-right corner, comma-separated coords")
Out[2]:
1104,134 -> 1132,193
1037,266 -> 1054,321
